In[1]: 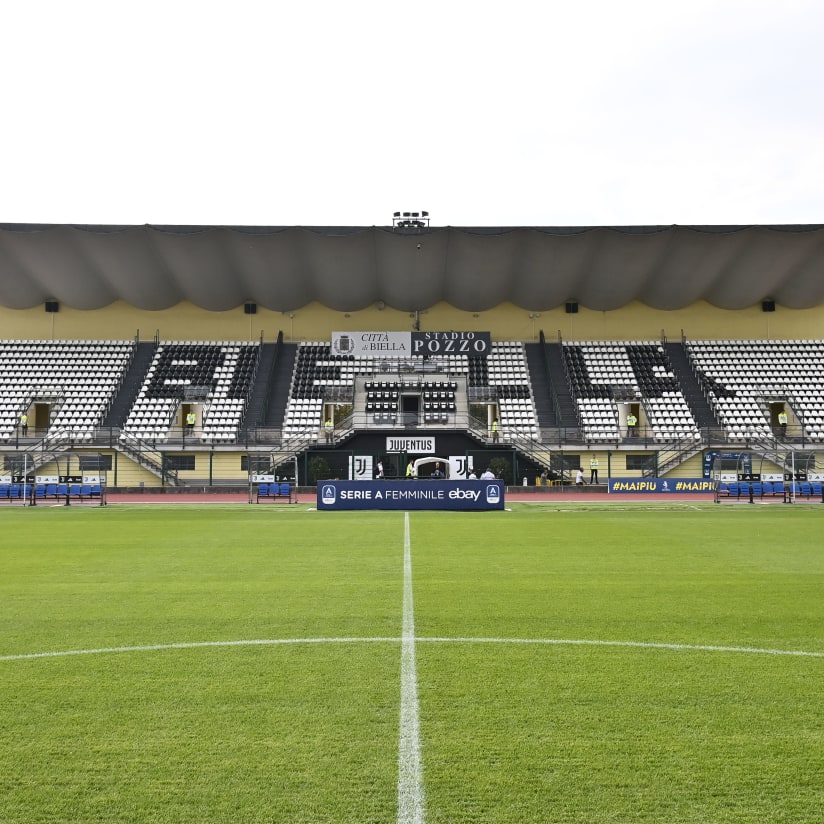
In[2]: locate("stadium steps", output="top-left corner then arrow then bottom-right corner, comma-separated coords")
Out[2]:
242,342 -> 278,427
542,341 -> 579,428
116,433 -> 179,486
651,438 -> 706,477
665,342 -> 718,428
524,343 -> 556,426
262,343 -> 298,427
103,341 -> 158,427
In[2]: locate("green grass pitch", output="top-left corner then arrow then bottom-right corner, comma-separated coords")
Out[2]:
1,504 -> 823,823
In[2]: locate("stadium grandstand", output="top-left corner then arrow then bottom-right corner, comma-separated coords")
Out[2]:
2,221 -> 824,496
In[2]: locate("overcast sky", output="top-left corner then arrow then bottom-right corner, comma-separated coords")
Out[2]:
3,0 -> 822,227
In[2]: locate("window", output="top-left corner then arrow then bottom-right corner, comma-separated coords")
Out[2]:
79,455 -> 113,471
164,455 -> 196,471
241,455 -> 270,473
626,455 -> 655,471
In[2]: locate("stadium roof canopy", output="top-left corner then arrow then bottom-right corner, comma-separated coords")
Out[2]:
1,223 -> 824,313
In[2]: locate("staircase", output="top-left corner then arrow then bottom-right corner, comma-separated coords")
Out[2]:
116,433 -> 179,486
665,342 -> 717,428
510,433 -> 554,475
524,343 -> 556,426
746,430 -> 804,473
262,343 -> 298,427
103,342 -> 157,427
242,342 -> 278,427
543,340 -> 578,427
13,434 -> 73,474
646,436 -> 705,477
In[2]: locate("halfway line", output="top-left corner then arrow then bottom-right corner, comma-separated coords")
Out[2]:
397,511 -> 425,824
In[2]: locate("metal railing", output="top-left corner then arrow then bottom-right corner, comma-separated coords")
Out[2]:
645,436 -> 705,478
116,431 -> 179,486
5,423 -> 824,476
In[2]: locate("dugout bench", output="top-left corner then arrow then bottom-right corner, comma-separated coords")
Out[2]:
715,480 -> 823,503
0,482 -> 104,505
255,482 -> 294,503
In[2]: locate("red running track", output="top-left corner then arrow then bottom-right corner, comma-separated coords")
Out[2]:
100,490 -> 721,505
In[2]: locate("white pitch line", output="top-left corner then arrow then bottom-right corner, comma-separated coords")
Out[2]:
3,636 -> 823,664
397,511 -> 425,824
0,637 -> 396,662
418,637 -> 824,658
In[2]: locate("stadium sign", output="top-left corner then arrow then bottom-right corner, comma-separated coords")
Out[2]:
317,479 -> 504,511
332,332 -> 410,356
411,331 -> 490,356
609,478 -> 715,493
386,436 -> 435,453
331,331 -> 491,358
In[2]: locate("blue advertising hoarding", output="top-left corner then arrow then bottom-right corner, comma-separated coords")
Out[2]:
609,478 -> 715,494
317,480 -> 505,511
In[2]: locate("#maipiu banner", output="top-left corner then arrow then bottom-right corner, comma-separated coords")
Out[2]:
608,478 -> 715,494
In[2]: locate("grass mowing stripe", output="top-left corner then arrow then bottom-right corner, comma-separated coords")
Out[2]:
398,511 -> 425,824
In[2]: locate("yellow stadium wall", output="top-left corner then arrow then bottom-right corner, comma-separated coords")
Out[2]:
116,452 -> 246,485
662,453 -> 705,478
33,452 -> 162,488
32,450 -> 249,487
760,459 -> 785,475
2,300 -> 823,342
170,451 -> 247,483
111,455 -> 164,488
562,450 -> 707,479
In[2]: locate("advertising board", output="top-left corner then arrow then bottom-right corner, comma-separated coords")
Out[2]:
317,479 -> 504,511
609,478 -> 716,493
